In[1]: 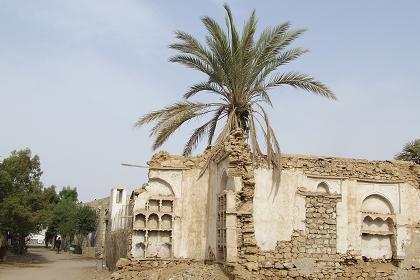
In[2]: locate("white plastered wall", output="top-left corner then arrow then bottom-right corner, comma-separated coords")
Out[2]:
396,183 -> 420,257
206,159 -> 230,259
253,168 -> 306,251
253,169 -> 345,251
109,188 -> 128,231
176,167 -> 210,259
343,181 -> 398,256
131,163 -> 420,261
132,168 -> 210,260
253,168 -> 420,259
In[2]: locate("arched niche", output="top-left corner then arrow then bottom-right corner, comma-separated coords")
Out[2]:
148,199 -> 159,212
146,231 -> 159,258
148,213 -> 159,229
158,243 -> 171,258
161,214 -> 172,229
146,178 -> 174,196
133,230 -> 145,242
161,200 -> 173,212
361,194 -> 394,214
360,194 -> 395,259
160,231 -> 171,243
133,243 -> 145,258
134,214 -> 146,228
362,216 -> 393,232
316,182 -> 330,193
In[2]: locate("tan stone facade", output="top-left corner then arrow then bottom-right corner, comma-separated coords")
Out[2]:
109,130 -> 420,279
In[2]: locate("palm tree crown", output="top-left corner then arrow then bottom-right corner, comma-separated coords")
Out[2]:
136,5 -> 336,171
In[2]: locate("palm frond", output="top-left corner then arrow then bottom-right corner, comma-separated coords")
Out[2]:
249,113 -> 262,155
208,107 -> 226,145
169,55 -> 213,77
183,120 -> 212,156
265,72 -> 336,99
224,4 -> 239,52
250,47 -> 309,93
170,31 -> 226,83
152,110 -> 198,150
184,82 -> 228,100
170,31 -> 210,61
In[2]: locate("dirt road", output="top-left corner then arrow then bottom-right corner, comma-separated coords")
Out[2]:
0,247 -> 109,280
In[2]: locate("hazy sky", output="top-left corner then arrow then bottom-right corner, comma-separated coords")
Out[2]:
1,1 -> 419,202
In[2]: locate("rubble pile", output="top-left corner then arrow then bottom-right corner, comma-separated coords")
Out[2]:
110,258 -> 229,280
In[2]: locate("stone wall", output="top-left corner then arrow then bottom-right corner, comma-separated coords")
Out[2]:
105,229 -> 131,271
259,154 -> 420,188
233,189 -> 343,279
223,130 -> 420,279
147,133 -> 420,190
82,197 -> 110,260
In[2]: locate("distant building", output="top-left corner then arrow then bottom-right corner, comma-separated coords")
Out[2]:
82,197 -> 110,259
28,229 -> 46,245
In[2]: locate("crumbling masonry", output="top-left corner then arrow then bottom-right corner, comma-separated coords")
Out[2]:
108,130 -> 420,279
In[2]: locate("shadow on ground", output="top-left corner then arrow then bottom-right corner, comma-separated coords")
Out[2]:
0,247 -> 52,268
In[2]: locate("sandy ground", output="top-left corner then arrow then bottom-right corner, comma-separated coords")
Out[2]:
0,247 -> 109,280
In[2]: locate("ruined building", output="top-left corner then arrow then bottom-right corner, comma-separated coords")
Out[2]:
106,130 -> 420,279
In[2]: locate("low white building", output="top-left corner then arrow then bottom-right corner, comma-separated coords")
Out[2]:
28,229 -> 46,245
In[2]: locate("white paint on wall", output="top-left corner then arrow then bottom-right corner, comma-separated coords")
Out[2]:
361,234 -> 393,259
127,158 -> 420,261
109,188 -> 129,231
361,194 -> 394,214
253,169 -> 305,251
253,169 -> 419,259
206,159 -> 229,260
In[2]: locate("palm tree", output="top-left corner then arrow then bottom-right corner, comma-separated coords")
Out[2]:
136,5 -> 336,172
395,139 -> 420,165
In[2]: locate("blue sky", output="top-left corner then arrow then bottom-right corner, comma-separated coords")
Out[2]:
1,1 -> 419,201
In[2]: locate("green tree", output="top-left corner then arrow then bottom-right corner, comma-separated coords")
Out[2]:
74,205 -> 96,248
0,191 -> 48,253
136,5 -> 335,174
0,149 -> 43,203
59,186 -> 78,202
395,139 -> 420,164
44,185 -> 60,205
46,188 -> 97,251
49,197 -> 78,250
0,149 -> 48,254
42,185 -> 60,246
75,206 -> 96,236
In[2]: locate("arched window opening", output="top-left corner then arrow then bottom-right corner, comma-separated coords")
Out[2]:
316,182 -> 330,193
361,194 -> 394,214
360,194 -> 396,260
161,214 -> 172,229
134,214 -> 146,228
148,213 -> 159,229
133,243 -> 145,258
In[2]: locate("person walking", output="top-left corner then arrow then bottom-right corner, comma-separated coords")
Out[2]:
55,236 -> 62,254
